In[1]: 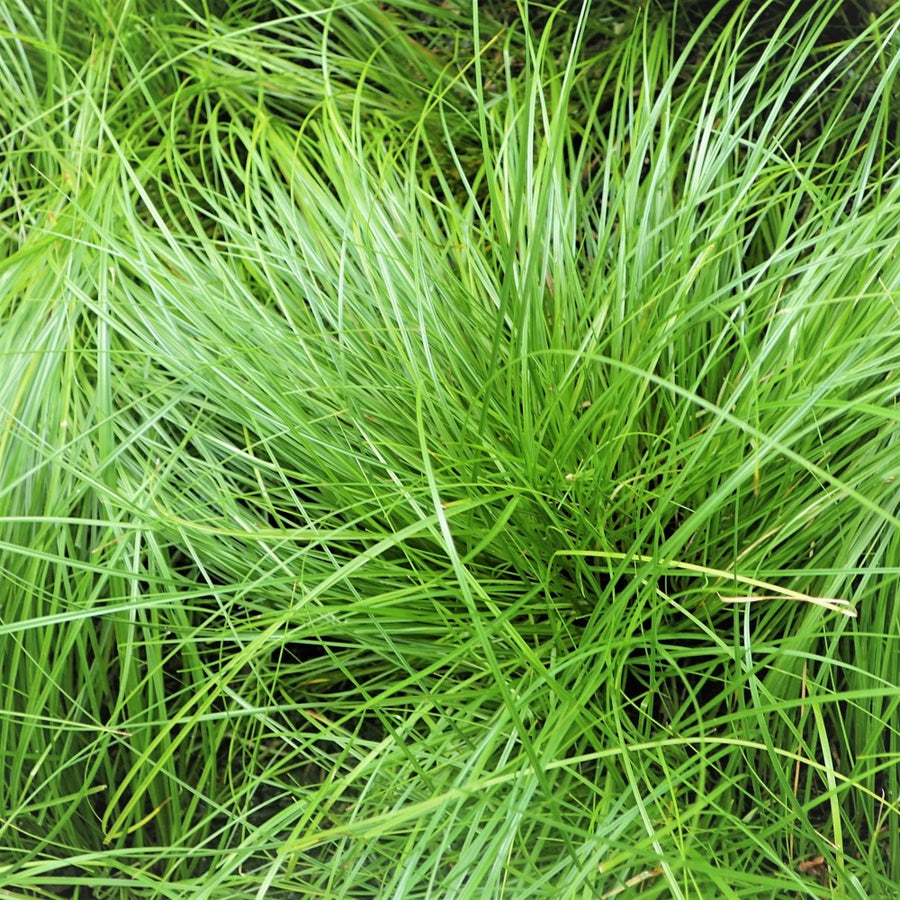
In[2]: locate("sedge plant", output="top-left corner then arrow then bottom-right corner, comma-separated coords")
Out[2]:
1,0 -> 899,896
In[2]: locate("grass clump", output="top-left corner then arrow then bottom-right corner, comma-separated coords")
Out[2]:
1,0 -> 899,896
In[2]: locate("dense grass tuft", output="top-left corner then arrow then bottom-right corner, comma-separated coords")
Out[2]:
2,1 -> 899,896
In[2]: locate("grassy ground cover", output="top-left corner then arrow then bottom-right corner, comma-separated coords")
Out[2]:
1,0 -> 899,896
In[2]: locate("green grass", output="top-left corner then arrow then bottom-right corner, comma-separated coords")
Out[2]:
2,0 -> 900,896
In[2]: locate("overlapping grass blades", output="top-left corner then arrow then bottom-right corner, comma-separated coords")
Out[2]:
2,0 -> 899,896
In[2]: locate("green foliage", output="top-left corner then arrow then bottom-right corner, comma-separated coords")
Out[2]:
1,0 -> 899,896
